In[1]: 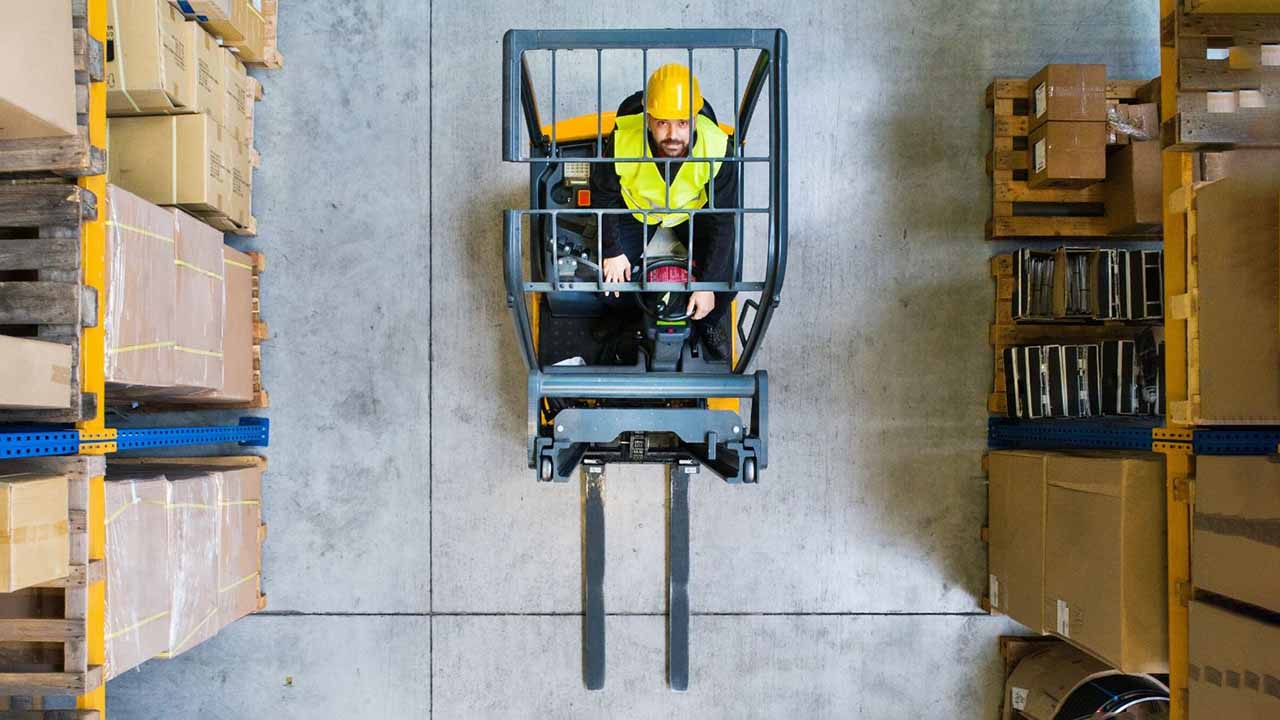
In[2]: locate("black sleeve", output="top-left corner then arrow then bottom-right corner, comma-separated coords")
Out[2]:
700,139 -> 739,283
589,132 -> 627,259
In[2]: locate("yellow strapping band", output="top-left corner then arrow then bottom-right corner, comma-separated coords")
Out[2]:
224,258 -> 253,271
108,341 -> 176,355
171,607 -> 219,653
106,610 -> 170,640
167,502 -> 217,510
175,259 -> 224,280
105,221 -> 174,244
105,496 -> 140,525
219,571 -> 260,594
175,346 -> 224,358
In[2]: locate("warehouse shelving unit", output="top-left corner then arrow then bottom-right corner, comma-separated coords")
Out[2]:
0,2 -> 274,716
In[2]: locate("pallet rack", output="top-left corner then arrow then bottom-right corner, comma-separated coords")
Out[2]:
0,2 -> 275,716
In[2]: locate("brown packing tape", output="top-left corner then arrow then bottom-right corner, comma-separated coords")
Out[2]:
51,365 -> 72,386
0,520 -> 69,544
1194,512 -> 1280,549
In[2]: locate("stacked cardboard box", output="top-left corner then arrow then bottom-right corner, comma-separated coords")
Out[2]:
104,185 -> 254,401
106,0 -> 255,229
170,0 -> 269,65
0,473 -> 69,593
105,458 -> 263,676
1027,64 -> 1107,189
0,336 -> 74,410
988,450 -> 1168,673
0,0 -> 77,141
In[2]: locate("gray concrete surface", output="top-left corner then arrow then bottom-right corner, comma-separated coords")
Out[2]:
107,0 -> 1159,717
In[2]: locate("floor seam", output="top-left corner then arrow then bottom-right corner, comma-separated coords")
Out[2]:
254,611 -> 991,618
427,1 -> 435,717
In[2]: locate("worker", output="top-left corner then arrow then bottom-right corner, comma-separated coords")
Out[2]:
589,64 -> 738,362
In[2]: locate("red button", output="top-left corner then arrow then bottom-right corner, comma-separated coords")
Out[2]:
576,188 -> 591,206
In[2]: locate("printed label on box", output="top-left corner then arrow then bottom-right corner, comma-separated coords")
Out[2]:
1034,83 -> 1047,118
1056,598 -> 1070,637
1011,686 -> 1029,711
988,574 -> 999,609
1034,139 -> 1047,174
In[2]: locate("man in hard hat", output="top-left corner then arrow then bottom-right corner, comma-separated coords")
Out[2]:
590,64 -> 737,362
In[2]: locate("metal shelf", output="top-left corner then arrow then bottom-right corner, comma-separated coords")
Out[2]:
1192,428 -> 1280,456
0,418 -> 268,459
987,417 -> 1162,452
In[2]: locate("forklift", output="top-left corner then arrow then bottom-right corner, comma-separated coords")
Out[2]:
502,28 -> 788,691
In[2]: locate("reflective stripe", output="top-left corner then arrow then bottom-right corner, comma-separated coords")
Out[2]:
613,113 -> 728,227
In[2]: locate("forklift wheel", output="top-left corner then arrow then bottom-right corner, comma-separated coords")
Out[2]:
540,457 -> 554,482
743,457 -> 757,484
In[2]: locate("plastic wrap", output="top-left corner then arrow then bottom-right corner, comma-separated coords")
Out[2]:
1107,104 -> 1156,144
104,184 -> 177,392
171,210 -> 226,394
161,470 -> 222,658
216,463 -> 263,626
103,474 -> 170,680
196,246 -> 255,402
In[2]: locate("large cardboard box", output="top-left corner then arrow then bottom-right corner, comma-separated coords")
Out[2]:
196,247 -> 255,403
1028,64 -> 1107,132
1001,641 -> 1167,720
0,336 -> 73,410
1194,456 -> 1280,613
163,471 -> 222,658
106,0 -> 197,115
988,450 -> 1048,633
171,211 -> 225,392
183,1 -> 267,62
1189,600 -> 1280,718
218,462 -> 262,626
104,185 -> 177,391
1028,122 -> 1106,190
1043,452 -> 1168,673
109,113 -> 233,216
0,474 -> 69,593
193,23 -> 226,127
104,475 -> 170,679
229,136 -> 253,226
1196,153 -> 1280,423
223,55 -> 250,139
1105,141 -> 1162,235
0,0 -> 77,140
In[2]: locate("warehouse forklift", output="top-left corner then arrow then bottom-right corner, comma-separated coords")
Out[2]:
502,28 -> 787,691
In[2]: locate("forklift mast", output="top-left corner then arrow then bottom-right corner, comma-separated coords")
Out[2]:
502,28 -> 788,691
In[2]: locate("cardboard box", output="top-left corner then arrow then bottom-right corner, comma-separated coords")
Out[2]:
0,336 -> 73,410
1186,0 -> 1280,12
0,474 -> 69,593
193,22 -> 226,126
1001,642 -> 1166,720
223,54 -> 250,138
1196,153 -> 1280,423
1189,600 -> 1280,718
195,247 -> 255,402
171,211 -> 225,392
1028,122 -> 1106,189
218,462 -> 262,626
0,0 -> 77,140
104,475 -> 170,679
1194,456 -> 1280,613
988,450 -> 1049,633
106,0 -> 197,116
1043,452 -> 1168,673
230,136 -> 253,226
163,471 -> 222,657
1105,141 -> 1162,235
189,1 -> 267,63
109,113 -> 233,216
1123,103 -> 1159,142
1028,64 -> 1107,131
104,185 -> 177,391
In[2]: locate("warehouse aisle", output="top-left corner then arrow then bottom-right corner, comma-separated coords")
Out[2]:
109,1 -> 1159,718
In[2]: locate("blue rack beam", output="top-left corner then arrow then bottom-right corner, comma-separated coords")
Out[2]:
1192,428 -> 1280,456
0,417 -> 269,459
988,417 -> 1161,452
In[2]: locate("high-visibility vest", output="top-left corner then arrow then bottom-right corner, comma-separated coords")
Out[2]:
612,112 -> 729,227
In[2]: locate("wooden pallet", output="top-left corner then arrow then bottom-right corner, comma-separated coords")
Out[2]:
984,77 -> 1162,240
0,184 -> 100,423
0,0 -> 105,178
988,254 -> 1153,414
0,457 -> 105,705
1161,8 -> 1280,150
130,252 -> 269,412
246,0 -> 285,71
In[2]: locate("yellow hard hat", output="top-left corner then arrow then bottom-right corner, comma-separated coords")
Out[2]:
645,64 -> 704,120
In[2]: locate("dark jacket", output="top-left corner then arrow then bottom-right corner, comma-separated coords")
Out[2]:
588,91 -> 738,282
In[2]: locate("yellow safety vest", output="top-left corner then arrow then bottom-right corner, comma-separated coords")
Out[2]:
613,113 -> 729,227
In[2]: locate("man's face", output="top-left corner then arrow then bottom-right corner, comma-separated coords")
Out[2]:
647,117 -> 691,157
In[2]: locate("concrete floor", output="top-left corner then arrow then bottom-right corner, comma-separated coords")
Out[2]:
107,1 -> 1159,718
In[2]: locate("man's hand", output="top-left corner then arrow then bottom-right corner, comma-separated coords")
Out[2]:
602,254 -> 631,297
686,291 -> 715,321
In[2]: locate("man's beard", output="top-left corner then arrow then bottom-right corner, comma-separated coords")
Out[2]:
659,140 -> 687,157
